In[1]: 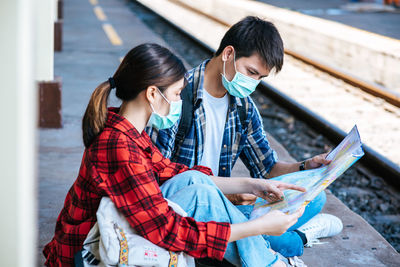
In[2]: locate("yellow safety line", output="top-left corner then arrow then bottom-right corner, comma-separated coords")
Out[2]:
102,23 -> 123,46
94,6 -> 107,21
89,0 -> 98,6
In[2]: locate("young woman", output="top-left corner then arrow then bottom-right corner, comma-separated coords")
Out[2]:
43,43 -> 306,267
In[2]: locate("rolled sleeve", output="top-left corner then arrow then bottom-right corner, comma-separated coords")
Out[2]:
205,221 -> 231,260
190,165 -> 213,176
240,99 -> 278,178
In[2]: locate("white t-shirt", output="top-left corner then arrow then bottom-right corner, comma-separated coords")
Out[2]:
200,88 -> 229,175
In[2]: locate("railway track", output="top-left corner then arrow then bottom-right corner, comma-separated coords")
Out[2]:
135,0 -> 400,188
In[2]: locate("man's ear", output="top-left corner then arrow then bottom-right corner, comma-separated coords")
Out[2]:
145,85 -> 158,105
221,45 -> 235,62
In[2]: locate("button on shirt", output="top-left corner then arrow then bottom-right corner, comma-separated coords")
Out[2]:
43,108 -> 231,266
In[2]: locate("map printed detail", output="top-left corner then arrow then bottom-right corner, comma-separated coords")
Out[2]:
250,125 -> 364,219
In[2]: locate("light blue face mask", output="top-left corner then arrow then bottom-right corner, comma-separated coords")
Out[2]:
221,53 -> 261,98
147,88 -> 182,130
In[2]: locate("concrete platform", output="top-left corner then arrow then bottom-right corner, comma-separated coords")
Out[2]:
37,0 -> 400,266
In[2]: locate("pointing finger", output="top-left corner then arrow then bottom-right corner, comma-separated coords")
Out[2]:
278,182 -> 306,192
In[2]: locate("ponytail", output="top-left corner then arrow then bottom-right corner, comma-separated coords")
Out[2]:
82,81 -> 112,148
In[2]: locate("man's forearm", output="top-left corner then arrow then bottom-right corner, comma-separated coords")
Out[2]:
268,161 -> 302,178
268,152 -> 330,178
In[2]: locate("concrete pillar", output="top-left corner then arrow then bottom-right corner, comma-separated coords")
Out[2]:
54,0 -> 63,52
36,0 -> 62,128
35,0 -> 55,81
0,0 -> 37,266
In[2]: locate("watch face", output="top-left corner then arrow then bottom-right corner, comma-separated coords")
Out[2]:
300,161 -> 306,171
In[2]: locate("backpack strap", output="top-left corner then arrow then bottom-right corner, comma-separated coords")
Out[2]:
174,85 -> 193,148
237,97 -> 248,132
173,67 -> 202,152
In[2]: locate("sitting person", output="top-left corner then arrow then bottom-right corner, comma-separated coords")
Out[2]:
43,43 -> 308,267
147,16 -> 343,258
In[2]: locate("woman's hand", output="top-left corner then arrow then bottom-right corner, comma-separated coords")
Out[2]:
305,152 -> 331,170
255,207 -> 305,236
251,179 -> 306,203
229,206 -> 305,242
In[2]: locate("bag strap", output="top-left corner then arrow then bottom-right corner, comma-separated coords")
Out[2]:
173,67 -> 201,152
238,98 -> 248,131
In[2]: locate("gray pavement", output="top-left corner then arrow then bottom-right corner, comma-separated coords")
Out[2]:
38,0 -> 400,266
257,0 -> 400,40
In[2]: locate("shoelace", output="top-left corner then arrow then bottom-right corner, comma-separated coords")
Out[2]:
288,256 -> 308,267
304,238 -> 329,248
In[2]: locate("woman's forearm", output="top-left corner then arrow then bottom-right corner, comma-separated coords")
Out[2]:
228,220 -> 260,242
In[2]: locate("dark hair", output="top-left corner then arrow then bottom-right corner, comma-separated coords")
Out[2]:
82,43 -> 186,148
215,16 -> 284,72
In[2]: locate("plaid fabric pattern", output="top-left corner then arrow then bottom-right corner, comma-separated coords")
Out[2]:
43,108 -> 230,266
147,60 -> 277,178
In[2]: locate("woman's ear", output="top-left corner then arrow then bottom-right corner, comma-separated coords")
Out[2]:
222,45 -> 235,62
145,85 -> 158,105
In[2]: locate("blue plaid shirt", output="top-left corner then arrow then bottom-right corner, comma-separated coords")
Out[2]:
146,60 -> 277,178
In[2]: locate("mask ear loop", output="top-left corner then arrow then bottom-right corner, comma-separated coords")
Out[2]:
222,49 -> 237,80
148,87 -> 167,115
149,87 -> 172,116
156,87 -> 171,104
233,51 -> 238,73
223,58 -> 227,77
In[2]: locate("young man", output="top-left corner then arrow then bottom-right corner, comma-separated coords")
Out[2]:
147,16 -> 342,259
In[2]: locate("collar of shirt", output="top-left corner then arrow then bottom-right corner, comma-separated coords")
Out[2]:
106,107 -> 152,152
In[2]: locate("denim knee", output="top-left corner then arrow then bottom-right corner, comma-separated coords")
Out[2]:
311,191 -> 327,211
266,233 -> 304,257
187,183 -> 222,203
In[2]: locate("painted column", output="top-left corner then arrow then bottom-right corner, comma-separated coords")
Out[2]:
0,0 -> 37,265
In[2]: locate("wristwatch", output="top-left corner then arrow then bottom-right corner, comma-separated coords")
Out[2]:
299,160 -> 306,171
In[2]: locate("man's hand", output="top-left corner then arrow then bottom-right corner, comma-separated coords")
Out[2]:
305,152 -> 331,170
225,193 -> 257,205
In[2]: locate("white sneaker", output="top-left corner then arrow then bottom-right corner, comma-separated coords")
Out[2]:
298,213 -> 343,247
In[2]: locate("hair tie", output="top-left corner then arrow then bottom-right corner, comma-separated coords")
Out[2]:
108,77 -> 116,89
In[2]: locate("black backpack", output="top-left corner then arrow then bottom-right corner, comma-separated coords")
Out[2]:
173,66 -> 248,157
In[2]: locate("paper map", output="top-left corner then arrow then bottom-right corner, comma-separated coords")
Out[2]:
250,125 -> 364,219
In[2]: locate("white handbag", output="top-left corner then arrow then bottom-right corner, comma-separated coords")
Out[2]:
82,197 -> 195,267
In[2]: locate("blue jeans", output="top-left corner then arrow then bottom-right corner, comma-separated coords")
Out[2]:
160,170 -> 279,267
237,191 -> 326,257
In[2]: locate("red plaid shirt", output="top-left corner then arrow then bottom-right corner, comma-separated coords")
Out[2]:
43,108 -> 231,266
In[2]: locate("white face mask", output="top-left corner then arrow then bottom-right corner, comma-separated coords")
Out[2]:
147,88 -> 182,130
